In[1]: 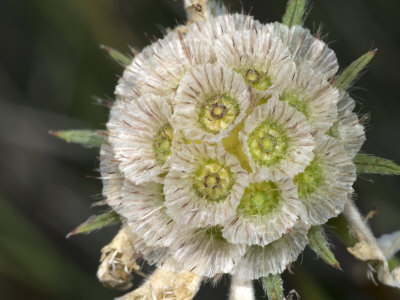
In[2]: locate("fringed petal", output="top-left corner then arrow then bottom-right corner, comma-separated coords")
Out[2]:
171,226 -> 246,277
265,22 -> 339,79
107,94 -> 173,184
137,36 -> 214,99
186,13 -> 261,43
99,142 -> 124,210
240,95 -> 315,181
121,181 -> 179,248
279,65 -> 339,136
232,225 -> 309,279
222,178 -> 305,246
172,63 -> 251,142
328,92 -> 366,158
214,28 -> 294,99
295,136 -> 357,225
165,142 -> 248,228
115,31 -> 178,98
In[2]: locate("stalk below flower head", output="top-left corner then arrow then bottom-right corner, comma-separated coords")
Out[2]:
54,0 -> 400,299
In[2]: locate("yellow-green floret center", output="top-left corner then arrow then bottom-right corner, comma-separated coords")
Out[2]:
248,121 -> 289,167
294,159 -> 323,199
326,121 -> 339,137
193,159 -> 235,202
153,124 -> 173,166
240,68 -> 272,91
237,181 -> 281,216
199,94 -> 240,134
280,92 -> 309,118
205,226 -> 225,241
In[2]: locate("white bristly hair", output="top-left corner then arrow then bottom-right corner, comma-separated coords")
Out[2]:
222,178 -> 306,246
107,94 -> 173,184
330,91 -> 366,158
214,27 -> 294,99
298,136 -> 357,225
121,181 -> 180,248
170,226 -> 246,277
264,22 -> 339,79
278,64 -> 340,137
232,224 -> 309,279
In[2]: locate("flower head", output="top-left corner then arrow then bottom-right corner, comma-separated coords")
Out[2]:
80,1 -> 386,298
102,8 -> 363,283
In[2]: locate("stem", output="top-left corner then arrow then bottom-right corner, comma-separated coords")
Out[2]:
229,276 -> 255,300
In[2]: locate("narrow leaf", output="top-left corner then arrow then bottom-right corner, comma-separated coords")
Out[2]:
354,154 -> 400,175
49,129 -> 104,147
282,0 -> 307,27
67,210 -> 120,238
100,45 -> 131,66
263,274 -> 284,300
335,49 -> 377,90
308,226 -> 341,270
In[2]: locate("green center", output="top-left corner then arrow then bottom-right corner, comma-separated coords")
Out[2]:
280,92 -> 309,118
204,226 -> 225,241
294,159 -> 323,199
153,124 -> 173,166
237,181 -> 281,216
248,121 -> 289,167
193,159 -> 235,202
199,95 -> 240,134
240,68 -> 272,91
326,121 -> 339,137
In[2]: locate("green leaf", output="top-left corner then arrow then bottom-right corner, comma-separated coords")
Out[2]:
263,274 -> 284,300
49,129 -> 104,147
67,210 -> 120,238
308,226 -> 341,270
100,45 -> 131,66
354,154 -> 400,175
334,49 -> 377,90
282,0 -> 307,27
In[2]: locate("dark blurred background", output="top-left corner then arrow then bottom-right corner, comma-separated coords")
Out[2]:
1,0 -> 400,299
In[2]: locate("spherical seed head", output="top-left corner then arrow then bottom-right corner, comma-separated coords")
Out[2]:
102,10 -> 363,281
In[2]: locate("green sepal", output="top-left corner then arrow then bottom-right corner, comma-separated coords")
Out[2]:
100,45 -> 131,66
49,129 -> 104,147
354,154 -> 400,175
282,0 -> 307,27
308,226 -> 341,270
334,49 -> 377,90
66,210 -> 120,238
263,274 -> 284,300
